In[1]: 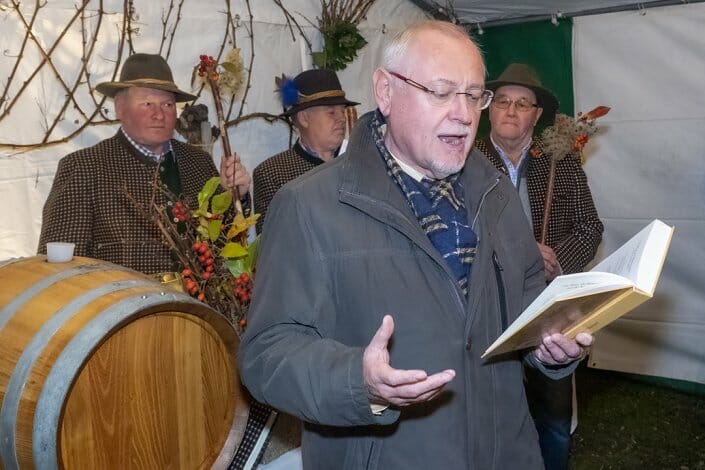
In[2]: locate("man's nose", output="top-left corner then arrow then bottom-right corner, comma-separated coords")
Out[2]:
449,95 -> 474,125
152,106 -> 166,119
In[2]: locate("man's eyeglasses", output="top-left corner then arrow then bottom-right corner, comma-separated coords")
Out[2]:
388,71 -> 493,110
491,96 -> 539,113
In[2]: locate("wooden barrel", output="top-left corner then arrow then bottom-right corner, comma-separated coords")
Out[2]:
0,256 -> 248,470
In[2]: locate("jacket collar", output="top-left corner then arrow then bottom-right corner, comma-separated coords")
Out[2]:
337,110 -> 509,251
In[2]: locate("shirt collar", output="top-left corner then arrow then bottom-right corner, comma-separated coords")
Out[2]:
120,127 -> 173,161
297,138 -> 341,162
490,134 -> 533,170
388,150 -> 425,182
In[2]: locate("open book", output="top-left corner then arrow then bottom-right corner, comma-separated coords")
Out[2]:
482,219 -> 674,359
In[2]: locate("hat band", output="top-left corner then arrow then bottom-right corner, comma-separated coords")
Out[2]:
121,78 -> 178,88
298,90 -> 346,104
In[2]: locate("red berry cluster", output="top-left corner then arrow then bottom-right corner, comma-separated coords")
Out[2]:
180,241 -> 217,303
197,55 -> 219,81
181,268 -> 205,301
192,241 -> 215,280
171,200 -> 190,223
233,272 -> 252,305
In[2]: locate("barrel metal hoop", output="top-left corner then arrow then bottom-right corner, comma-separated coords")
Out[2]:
0,278 -> 150,470
32,290 -> 201,470
0,262 -> 133,332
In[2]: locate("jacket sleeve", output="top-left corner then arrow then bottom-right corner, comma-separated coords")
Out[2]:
239,184 -> 398,427
553,158 -> 603,274
37,155 -> 95,257
252,163 -> 279,235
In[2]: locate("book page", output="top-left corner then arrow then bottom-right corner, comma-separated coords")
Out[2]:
591,219 -> 674,293
496,271 -> 633,343
482,220 -> 674,359
484,288 -> 634,356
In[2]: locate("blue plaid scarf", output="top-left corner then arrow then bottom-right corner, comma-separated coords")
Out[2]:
370,111 -> 477,296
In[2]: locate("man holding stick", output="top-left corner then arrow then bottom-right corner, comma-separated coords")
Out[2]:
38,53 -> 250,274
475,63 -> 603,470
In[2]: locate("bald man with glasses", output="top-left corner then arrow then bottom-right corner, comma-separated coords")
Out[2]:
475,63 -> 604,470
240,24 -> 593,470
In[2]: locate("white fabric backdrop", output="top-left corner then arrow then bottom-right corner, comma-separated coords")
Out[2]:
0,0 -> 426,260
574,3 -> 705,384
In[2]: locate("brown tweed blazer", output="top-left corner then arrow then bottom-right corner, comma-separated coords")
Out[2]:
252,142 -> 323,234
475,138 -> 603,274
38,131 -> 220,274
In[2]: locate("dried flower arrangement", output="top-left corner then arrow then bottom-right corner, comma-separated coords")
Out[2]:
535,105 -> 611,243
538,106 -> 611,164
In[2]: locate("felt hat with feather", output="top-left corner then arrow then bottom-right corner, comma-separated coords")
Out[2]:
276,69 -> 358,117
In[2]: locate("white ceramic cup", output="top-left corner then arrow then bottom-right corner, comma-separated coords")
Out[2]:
46,242 -> 76,263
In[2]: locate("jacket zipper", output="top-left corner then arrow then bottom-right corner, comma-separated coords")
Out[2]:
492,251 -> 509,331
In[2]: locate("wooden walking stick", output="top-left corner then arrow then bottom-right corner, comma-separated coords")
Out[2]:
539,157 -> 557,245
197,55 -> 247,245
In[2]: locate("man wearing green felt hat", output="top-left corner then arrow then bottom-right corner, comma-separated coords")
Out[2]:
38,53 -> 251,274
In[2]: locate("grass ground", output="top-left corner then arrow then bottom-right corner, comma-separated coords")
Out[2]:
570,364 -> 705,470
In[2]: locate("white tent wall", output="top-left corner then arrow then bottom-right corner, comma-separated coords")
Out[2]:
573,2 -> 705,384
0,0 -> 426,260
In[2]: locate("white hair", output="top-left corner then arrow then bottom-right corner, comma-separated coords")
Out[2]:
381,20 -> 485,77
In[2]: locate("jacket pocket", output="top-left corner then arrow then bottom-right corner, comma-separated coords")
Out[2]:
493,251 -> 509,331
343,437 -> 382,470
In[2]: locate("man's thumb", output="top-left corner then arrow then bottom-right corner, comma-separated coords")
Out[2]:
369,314 -> 394,350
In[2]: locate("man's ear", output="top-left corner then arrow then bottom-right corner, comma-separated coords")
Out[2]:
114,94 -> 124,121
534,107 -> 544,126
373,68 -> 392,116
296,109 -> 310,130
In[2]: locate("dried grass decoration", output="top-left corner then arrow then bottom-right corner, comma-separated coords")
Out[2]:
535,106 -> 611,244
312,0 -> 377,71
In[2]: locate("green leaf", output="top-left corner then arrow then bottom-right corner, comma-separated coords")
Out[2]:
197,177 -> 221,209
221,242 -> 248,259
196,225 -> 209,239
311,51 -> 327,69
211,191 -> 232,215
247,235 -> 260,270
208,219 -> 222,242
225,258 -> 246,278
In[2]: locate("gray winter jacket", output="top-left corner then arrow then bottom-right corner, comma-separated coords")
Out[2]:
240,111 -> 574,469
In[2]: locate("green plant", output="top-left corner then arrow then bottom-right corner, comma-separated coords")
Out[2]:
312,20 -> 367,71
153,176 -> 259,334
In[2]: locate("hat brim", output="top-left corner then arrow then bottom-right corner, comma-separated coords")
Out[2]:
281,96 -> 360,117
486,80 -> 559,125
96,81 -> 197,102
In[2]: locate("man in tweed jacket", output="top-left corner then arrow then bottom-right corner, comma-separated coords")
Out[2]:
38,53 -> 250,275
475,63 -> 603,470
253,69 -> 358,234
